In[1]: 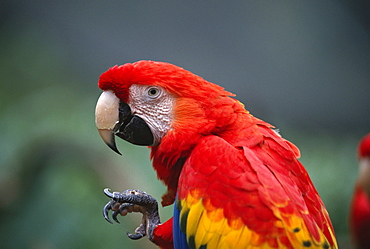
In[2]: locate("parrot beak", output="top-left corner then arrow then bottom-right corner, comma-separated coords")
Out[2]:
95,90 -> 122,155
95,90 -> 155,155
98,129 -> 121,155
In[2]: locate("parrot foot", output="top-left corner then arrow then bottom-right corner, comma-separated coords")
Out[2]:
102,188 -> 160,241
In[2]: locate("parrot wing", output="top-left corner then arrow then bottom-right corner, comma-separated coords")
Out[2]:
174,130 -> 337,249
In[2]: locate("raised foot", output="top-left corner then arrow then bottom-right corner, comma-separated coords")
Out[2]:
102,188 -> 160,241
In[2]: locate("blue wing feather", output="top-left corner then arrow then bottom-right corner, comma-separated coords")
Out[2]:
173,197 -> 189,249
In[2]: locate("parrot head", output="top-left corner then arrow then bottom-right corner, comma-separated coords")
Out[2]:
356,133 -> 370,193
95,60 -> 233,155
358,133 -> 370,159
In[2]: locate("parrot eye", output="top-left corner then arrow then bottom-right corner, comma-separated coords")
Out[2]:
147,87 -> 161,99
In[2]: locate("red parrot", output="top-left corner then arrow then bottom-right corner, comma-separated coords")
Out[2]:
95,60 -> 338,249
349,133 -> 370,249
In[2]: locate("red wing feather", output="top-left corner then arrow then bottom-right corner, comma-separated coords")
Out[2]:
176,130 -> 337,248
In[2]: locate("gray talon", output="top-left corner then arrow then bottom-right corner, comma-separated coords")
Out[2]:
127,232 -> 145,240
103,201 -> 113,224
102,188 -> 161,242
103,188 -> 113,198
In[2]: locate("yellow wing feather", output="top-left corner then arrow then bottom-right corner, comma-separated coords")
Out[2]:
178,191 -> 337,249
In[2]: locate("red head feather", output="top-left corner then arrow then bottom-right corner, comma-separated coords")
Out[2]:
98,60 -> 233,103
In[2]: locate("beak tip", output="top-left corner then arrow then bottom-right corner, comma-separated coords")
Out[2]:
108,143 -> 122,156
98,129 -> 122,156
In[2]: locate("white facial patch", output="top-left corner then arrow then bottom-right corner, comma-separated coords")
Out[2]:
128,85 -> 175,145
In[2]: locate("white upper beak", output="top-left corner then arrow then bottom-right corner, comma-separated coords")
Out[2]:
95,90 -> 121,154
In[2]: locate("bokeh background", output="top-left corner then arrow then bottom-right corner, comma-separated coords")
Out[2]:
1,1 -> 369,248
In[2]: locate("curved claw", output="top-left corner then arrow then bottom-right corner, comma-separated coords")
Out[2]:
127,232 -> 145,240
103,201 -> 113,224
104,188 -> 113,198
112,209 -> 121,224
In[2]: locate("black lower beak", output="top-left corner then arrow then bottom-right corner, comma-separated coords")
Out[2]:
115,114 -> 154,146
114,101 -> 154,145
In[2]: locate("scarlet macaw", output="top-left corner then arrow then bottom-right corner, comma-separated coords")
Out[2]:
95,60 -> 338,249
349,133 -> 370,249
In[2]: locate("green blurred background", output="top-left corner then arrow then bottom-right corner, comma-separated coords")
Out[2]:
1,1 -> 369,248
